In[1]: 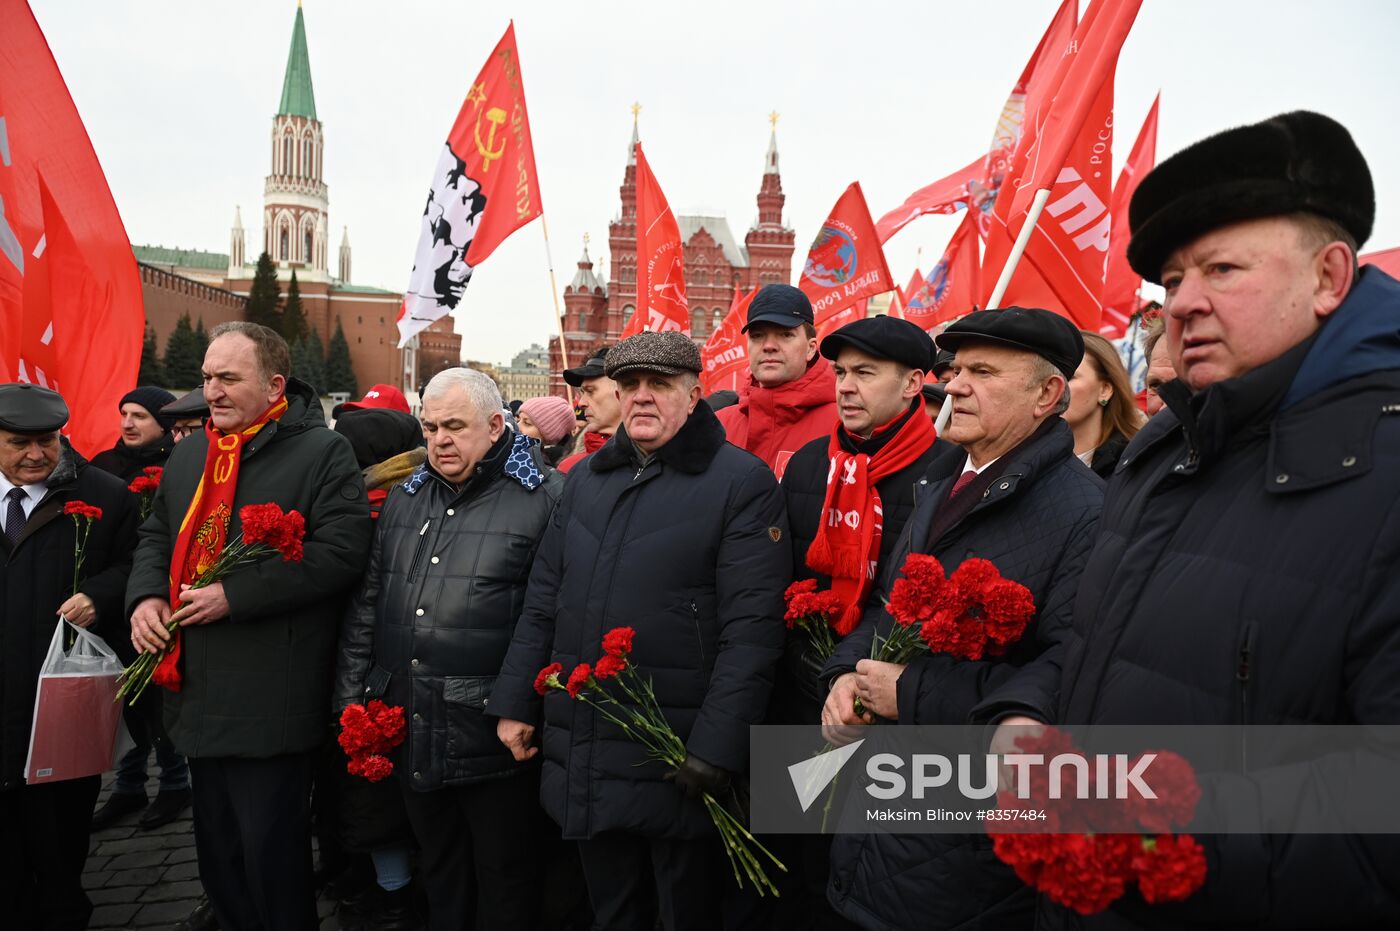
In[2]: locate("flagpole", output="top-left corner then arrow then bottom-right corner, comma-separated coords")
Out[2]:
934,187 -> 1052,435
986,187 -> 1052,310
540,216 -> 575,407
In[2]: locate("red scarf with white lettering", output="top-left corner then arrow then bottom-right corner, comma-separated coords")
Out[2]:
152,397 -> 289,692
805,404 -> 935,635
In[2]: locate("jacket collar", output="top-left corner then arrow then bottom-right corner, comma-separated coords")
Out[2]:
590,401 -> 727,475
737,356 -> 837,421
403,429 -> 543,496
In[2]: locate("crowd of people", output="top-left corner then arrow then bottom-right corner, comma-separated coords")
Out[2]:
2,109 -> 1398,931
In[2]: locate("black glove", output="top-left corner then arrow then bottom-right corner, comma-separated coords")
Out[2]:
665,753 -> 731,799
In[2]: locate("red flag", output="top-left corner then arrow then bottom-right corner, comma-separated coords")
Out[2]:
875,154 -> 984,244
702,286 -> 756,393
905,211 -> 983,330
1004,0 -> 1144,221
900,268 -> 925,307
622,142 -> 689,338
0,1 -> 143,456
815,299 -> 868,343
798,183 -> 894,329
1362,247 -> 1400,278
1100,93 -> 1159,337
886,289 -> 905,319
399,22 -> 542,345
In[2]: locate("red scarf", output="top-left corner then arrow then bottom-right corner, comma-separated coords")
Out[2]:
805,405 -> 936,635
152,397 -> 289,691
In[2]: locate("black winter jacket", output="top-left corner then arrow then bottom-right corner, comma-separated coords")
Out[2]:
776,404 -> 946,724
490,402 -> 791,840
821,417 -> 1103,931
1,443 -> 138,789
1045,267 -> 1400,930
126,379 -> 372,759
334,431 -> 563,791
90,432 -> 174,484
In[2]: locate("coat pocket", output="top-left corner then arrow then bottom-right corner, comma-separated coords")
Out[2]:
442,675 -> 502,781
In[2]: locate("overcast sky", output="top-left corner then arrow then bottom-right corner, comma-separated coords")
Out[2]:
29,0 -> 1400,364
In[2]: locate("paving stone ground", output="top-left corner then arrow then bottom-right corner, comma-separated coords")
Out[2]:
85,755 -> 342,930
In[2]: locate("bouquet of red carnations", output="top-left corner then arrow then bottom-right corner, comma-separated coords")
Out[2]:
989,728 -> 1208,914
127,466 -> 163,521
117,502 -> 306,704
338,700 -> 407,782
782,579 -> 847,662
536,627 -> 787,896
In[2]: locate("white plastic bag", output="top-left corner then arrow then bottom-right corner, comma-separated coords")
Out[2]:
24,618 -> 125,784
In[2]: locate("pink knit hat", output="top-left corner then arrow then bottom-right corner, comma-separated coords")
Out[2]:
518,395 -> 575,445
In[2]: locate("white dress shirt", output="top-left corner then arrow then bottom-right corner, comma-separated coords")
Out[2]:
0,472 -> 47,533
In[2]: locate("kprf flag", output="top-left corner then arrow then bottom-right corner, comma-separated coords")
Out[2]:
899,268 -> 925,308
621,142 -> 688,338
798,183 -> 893,328
873,0 -> 1076,244
815,299 -> 868,343
905,211 -> 982,331
702,285 -> 756,393
0,0 -> 143,456
1100,93 -> 1159,337
399,22 -> 542,346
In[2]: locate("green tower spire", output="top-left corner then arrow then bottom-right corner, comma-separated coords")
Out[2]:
277,5 -> 317,120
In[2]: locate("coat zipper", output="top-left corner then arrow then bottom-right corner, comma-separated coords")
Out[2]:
690,599 -> 705,668
1236,620 -> 1256,770
407,519 -> 431,581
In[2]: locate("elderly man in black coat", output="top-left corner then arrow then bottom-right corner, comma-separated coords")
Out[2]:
492,331 -> 791,931
0,383 -> 139,931
1045,112 -> 1400,929
820,307 -> 1104,931
335,367 -> 563,930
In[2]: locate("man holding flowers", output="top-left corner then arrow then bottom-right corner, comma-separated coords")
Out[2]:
126,322 -> 371,931
491,331 -> 791,931
819,308 -> 1104,930
0,383 -> 138,931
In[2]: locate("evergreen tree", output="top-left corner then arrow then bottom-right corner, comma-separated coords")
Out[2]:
280,271 -> 308,343
291,333 -> 326,396
162,313 -> 202,388
193,317 -> 210,363
246,251 -> 282,331
324,319 -> 357,397
138,324 -> 164,387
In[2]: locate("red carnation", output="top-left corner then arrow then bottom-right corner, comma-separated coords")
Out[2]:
143,465 -> 164,479
1033,833 -> 1136,915
566,663 -> 593,698
783,578 -> 818,604
348,753 -> 394,783
1131,834 -> 1207,903
128,476 -> 158,495
534,662 -> 563,696
887,553 -> 947,628
601,627 -> 635,657
239,503 -> 306,562
62,501 -> 103,520
594,654 -> 627,680
1125,751 -> 1201,833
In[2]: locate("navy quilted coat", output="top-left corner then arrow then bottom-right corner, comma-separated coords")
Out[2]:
822,416 -> 1103,931
1042,268 -> 1400,930
489,402 -> 791,840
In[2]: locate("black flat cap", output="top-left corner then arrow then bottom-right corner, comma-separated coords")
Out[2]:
0,383 -> 69,433
820,315 -> 935,372
931,349 -> 955,376
563,347 -> 610,387
936,307 -> 1084,379
743,283 -> 814,333
605,331 -> 702,380
162,388 -> 210,418
1128,110 -> 1374,282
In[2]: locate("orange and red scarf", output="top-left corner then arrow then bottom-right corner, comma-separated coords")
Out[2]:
805,405 -> 936,636
152,397 -> 288,691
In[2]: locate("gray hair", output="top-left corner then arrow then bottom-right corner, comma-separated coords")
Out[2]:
422,367 -> 504,425
1028,356 -> 1072,416
209,321 -> 290,382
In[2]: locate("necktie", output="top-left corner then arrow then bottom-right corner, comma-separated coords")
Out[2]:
947,470 -> 978,500
4,487 -> 27,546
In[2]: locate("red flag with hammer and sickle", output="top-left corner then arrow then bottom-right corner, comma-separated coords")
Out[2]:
621,142 -> 689,338
399,21 -> 542,346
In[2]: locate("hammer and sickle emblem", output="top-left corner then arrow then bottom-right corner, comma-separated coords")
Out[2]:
212,435 -> 240,484
474,107 -> 508,172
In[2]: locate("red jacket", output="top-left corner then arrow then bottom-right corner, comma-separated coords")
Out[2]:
715,358 -> 838,479
557,430 -> 610,474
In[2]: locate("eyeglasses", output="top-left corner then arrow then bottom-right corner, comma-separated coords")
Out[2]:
171,421 -> 204,439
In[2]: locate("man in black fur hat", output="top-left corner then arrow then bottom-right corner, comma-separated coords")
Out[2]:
1042,111 -> 1400,926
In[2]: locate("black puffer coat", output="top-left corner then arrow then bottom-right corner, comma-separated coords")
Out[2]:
490,402 -> 791,840
776,403 -> 946,724
1,442 -> 138,790
334,431 -> 563,791
821,417 -> 1103,931
1046,267 -> 1400,930
126,378 -> 372,759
